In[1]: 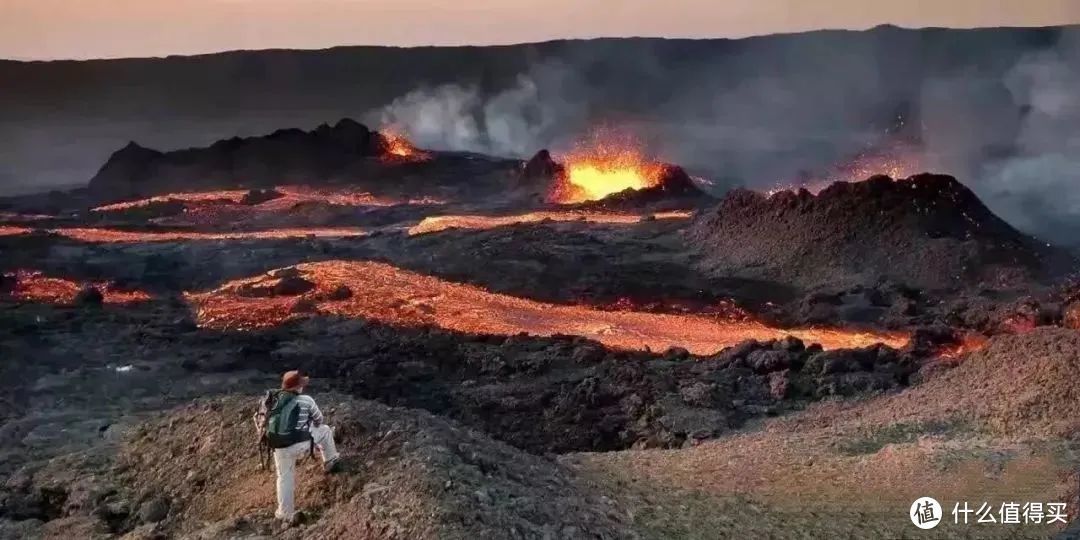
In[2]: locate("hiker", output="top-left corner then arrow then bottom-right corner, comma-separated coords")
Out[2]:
254,370 -> 341,523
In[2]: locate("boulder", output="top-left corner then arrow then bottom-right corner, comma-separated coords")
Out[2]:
273,276 -> 316,296
74,286 -> 104,307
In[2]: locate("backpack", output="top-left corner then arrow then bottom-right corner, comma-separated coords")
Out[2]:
254,389 -> 313,469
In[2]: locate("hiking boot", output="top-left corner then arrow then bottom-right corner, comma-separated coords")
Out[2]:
323,457 -> 342,474
276,510 -> 306,526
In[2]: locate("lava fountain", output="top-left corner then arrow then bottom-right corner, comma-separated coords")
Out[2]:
548,137 -> 665,204
187,260 -> 908,353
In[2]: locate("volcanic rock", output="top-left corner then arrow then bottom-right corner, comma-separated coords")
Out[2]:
0,273 -> 13,295
238,188 -> 284,206
326,284 -> 354,301
272,276 -> 316,296
87,119 -> 381,200
689,174 -> 1076,292
73,286 -> 103,307
136,497 -> 169,524
115,395 -> 635,538
521,149 -> 563,181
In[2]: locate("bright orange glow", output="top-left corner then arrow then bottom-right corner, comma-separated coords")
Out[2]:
938,332 -> 989,359
186,260 -> 908,353
549,138 -> 664,204
380,128 -> 430,162
5,270 -> 152,304
91,190 -> 250,212
89,185 -> 444,227
0,225 -> 31,236
408,210 -> 693,236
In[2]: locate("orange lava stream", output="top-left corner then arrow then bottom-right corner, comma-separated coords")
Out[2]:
41,227 -> 366,243
407,210 -> 693,236
5,270 -> 152,304
187,260 -> 908,353
0,212 -> 54,222
91,190 -> 251,212
0,225 -> 31,237
91,185 -> 443,214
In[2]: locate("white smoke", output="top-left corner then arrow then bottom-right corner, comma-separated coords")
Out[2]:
975,41 -> 1080,242
368,61 -> 583,158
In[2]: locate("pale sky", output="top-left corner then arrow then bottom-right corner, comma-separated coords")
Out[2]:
2,0 -> 1080,60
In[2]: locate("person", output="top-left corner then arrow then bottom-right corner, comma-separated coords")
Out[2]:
255,370 -> 341,523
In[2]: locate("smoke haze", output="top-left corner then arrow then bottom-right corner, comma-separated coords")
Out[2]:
365,28 -> 1080,243
3,26 -> 1080,242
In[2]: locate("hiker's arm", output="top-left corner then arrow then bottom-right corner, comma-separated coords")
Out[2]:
309,399 -> 325,426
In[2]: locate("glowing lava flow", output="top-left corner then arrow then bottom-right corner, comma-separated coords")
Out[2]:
0,225 -> 31,237
408,210 -> 693,236
4,270 -> 152,304
549,141 -> 665,204
91,190 -> 250,212
187,261 -> 908,353
92,186 -> 440,214
45,227 -> 367,243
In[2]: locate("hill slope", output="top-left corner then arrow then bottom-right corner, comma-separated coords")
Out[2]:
687,174 -> 1075,291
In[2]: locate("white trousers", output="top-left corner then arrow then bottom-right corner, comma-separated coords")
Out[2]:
273,424 -> 339,520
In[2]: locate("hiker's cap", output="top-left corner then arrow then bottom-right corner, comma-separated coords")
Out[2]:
281,370 -> 309,391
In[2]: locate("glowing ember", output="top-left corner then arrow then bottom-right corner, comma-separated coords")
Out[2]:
408,210 -> 693,236
380,129 -> 430,162
187,260 -> 908,353
549,137 -> 664,204
4,270 -> 152,304
939,333 -> 989,359
767,138 -> 925,196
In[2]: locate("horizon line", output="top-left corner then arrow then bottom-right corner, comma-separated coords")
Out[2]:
4,22 -> 1078,63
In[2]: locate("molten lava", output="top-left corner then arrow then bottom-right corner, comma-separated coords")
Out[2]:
0,225 -> 31,237
379,129 -> 430,162
89,185 -> 443,228
45,227 -> 367,243
549,141 -> 664,204
187,260 -> 908,353
408,210 -> 693,236
91,190 -> 251,212
938,332 -> 989,359
4,270 -> 152,305
92,186 -> 438,214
